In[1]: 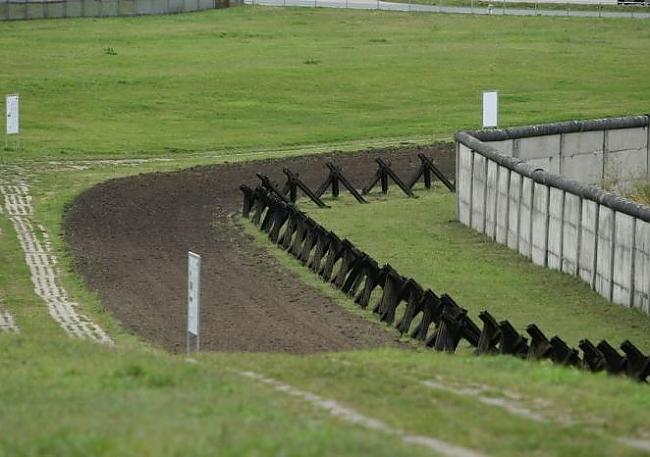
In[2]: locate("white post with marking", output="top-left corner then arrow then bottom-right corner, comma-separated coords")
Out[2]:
5,94 -> 19,150
482,90 -> 498,129
187,251 -> 201,353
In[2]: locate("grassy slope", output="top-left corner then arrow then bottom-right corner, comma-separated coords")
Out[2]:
237,188 -> 650,456
1,7 -> 650,159
304,190 -> 650,349
0,156 -> 648,457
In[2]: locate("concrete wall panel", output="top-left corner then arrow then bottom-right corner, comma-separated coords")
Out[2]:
608,127 -> 648,153
531,182 -> 549,266
561,193 -> 581,275
101,0 -> 119,15
485,160 -> 498,239
606,148 -> 647,189
7,2 -> 27,18
148,0 -> 166,13
561,152 -> 604,186
612,213 -> 635,306
457,145 -> 473,226
633,220 -> 650,314
486,139 -> 514,157
64,0 -> 83,15
117,0 -> 134,13
495,166 -> 510,244
579,200 -> 598,286
518,176 -> 534,259
516,134 -> 561,161
507,173 -> 522,250
524,157 -> 560,175
595,207 -> 614,300
547,187 -> 564,271
26,2 -> 45,18
82,0 -> 99,15
562,130 -> 604,156
471,154 -> 487,232
168,0 -> 184,12
44,1 -> 65,17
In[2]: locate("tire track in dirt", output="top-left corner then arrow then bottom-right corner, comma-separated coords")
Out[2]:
64,144 -> 453,353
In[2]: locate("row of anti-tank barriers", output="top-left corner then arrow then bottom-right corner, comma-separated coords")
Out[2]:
239,155 -> 650,383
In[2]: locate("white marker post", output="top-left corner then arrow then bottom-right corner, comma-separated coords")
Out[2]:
187,251 -> 201,353
5,94 -> 19,150
482,90 -> 498,129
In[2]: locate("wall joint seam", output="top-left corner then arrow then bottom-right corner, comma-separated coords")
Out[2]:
630,217 -> 637,309
543,185 -> 550,267
591,204 -> 600,291
468,151 -> 475,229
609,211 -> 617,303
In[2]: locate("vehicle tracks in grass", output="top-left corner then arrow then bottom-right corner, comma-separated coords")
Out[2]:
0,173 -> 112,343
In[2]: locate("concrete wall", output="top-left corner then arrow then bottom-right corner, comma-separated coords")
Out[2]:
456,115 -> 650,316
0,0 -> 237,20
484,125 -> 650,191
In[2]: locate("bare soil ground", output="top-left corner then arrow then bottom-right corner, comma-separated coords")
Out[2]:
63,144 -> 454,353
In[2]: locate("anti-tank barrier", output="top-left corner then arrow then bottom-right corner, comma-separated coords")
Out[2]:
241,183 -> 650,384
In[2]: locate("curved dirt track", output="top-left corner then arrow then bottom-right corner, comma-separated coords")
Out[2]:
64,144 -> 454,353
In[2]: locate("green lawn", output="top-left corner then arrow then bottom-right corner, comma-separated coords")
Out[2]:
301,189 -> 650,350
1,6 -> 650,160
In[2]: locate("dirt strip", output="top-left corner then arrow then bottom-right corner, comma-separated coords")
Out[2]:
63,144 -> 454,353
0,178 -> 111,343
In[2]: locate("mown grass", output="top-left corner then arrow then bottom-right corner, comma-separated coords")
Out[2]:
302,188 -> 650,350
237,187 -> 650,456
1,6 -> 650,160
0,156 -> 647,457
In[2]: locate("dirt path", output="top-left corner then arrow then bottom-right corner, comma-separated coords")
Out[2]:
64,144 -> 454,353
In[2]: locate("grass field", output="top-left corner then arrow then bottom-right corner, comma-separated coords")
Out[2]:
301,190 -> 650,349
1,5 -> 650,456
1,6 -> 650,159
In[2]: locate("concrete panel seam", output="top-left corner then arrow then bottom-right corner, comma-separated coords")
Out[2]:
516,174 -> 523,252
468,151 -> 475,229
646,121 -> 650,179
491,161 -> 498,240
543,185 -> 550,267
592,204 -> 600,290
482,157 -> 488,233
630,217 -> 637,308
455,143 -> 460,221
513,138 -> 519,159
559,191 -> 566,271
558,133 -> 564,176
528,179 -> 534,259
504,168 -> 511,247
601,129 -> 608,188
576,196 -> 583,277
609,211 -> 617,302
